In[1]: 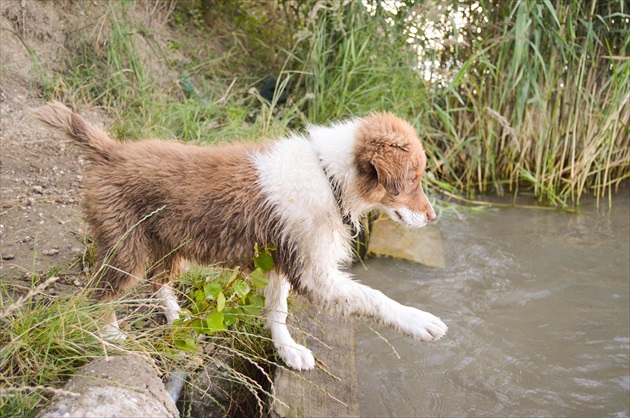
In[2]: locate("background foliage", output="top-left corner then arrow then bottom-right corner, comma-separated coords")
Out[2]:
55,0 -> 628,206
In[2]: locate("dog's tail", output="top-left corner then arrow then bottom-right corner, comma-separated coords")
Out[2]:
32,101 -> 115,161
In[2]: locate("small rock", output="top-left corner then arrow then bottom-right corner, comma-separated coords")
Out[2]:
1,254 -> 15,260
37,355 -> 179,418
368,218 -> 446,268
32,185 -> 44,194
43,249 -> 59,256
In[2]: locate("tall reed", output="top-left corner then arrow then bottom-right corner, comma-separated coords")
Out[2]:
294,0 -> 629,205
433,0 -> 630,205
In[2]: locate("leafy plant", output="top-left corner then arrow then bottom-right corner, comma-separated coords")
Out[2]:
172,245 -> 273,352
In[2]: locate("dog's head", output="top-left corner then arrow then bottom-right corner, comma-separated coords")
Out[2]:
354,112 -> 436,228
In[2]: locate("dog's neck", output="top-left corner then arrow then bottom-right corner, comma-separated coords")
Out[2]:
308,120 -> 364,228
321,160 -> 351,226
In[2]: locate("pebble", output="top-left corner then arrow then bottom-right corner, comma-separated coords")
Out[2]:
43,249 -> 59,256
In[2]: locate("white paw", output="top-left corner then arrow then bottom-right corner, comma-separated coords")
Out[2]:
102,322 -> 127,342
157,287 -> 181,325
399,307 -> 448,342
164,310 -> 180,325
277,343 -> 315,371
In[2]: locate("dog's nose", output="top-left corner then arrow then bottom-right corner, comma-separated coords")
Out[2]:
426,206 -> 437,222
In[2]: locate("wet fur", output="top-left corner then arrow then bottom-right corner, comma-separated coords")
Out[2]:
33,102 -> 447,370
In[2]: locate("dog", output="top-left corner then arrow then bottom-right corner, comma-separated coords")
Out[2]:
33,102 -> 447,370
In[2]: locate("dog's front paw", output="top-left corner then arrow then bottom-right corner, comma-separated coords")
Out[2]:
277,343 -> 315,371
399,307 -> 447,342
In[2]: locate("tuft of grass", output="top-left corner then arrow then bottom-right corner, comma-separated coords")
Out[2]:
294,1 -> 430,123
0,280 -> 124,417
0,267 -> 279,417
1,213 -> 279,417
45,0 -> 297,145
419,0 -> 630,206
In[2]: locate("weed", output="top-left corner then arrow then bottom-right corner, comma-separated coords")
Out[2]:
0,259 -> 277,417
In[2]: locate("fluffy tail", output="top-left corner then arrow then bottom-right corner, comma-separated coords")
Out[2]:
31,102 -> 115,161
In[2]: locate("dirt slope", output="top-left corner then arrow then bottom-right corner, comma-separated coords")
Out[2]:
0,1 -> 171,283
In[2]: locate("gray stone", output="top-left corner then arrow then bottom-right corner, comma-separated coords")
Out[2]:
38,355 -> 179,418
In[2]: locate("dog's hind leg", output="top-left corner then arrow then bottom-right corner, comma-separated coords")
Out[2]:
147,254 -> 184,324
91,233 -> 148,341
263,271 -> 316,371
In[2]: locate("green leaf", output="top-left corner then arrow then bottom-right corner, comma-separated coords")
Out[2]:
232,278 -> 251,299
216,291 -> 226,312
251,268 -> 269,289
225,267 -> 240,288
205,311 -> 226,333
191,318 -> 205,334
223,307 -> 243,326
174,337 -> 197,351
194,289 -> 204,304
241,304 -> 262,318
248,294 -> 265,308
204,282 -> 222,300
253,246 -> 275,271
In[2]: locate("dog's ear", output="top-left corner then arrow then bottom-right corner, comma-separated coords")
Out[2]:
370,150 -> 406,196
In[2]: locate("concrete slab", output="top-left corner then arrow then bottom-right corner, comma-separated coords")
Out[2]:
367,217 -> 445,268
270,300 -> 359,418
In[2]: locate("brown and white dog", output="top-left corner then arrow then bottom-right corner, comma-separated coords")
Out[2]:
33,102 -> 447,370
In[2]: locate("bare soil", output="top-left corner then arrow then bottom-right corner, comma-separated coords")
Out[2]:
0,1 -> 173,287
0,78 -> 88,282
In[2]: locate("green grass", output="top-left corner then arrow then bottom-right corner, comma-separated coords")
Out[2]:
47,0 -> 298,145
0,206 -> 282,417
432,0 -> 630,206
0,268 -> 279,417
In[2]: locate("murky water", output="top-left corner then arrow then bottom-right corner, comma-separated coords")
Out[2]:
354,193 -> 630,417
